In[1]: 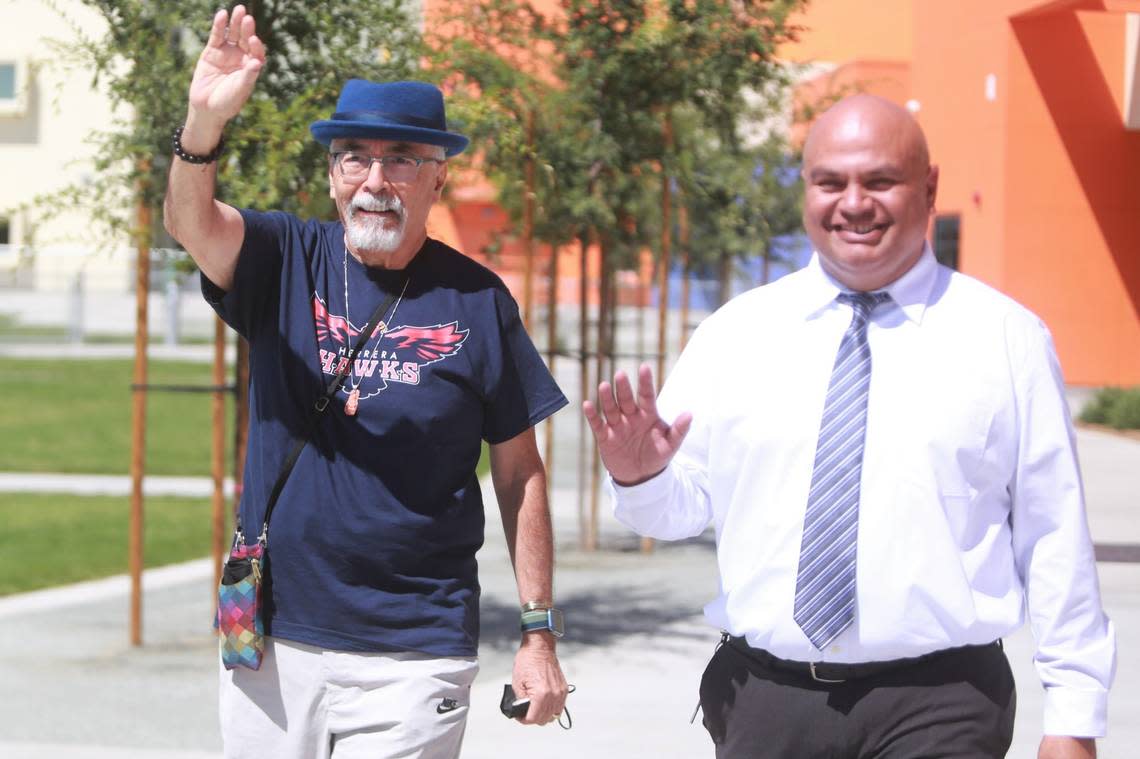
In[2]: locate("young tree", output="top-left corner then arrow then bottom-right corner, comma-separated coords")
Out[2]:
46,0 -> 418,248
425,0 -> 634,549
678,122 -> 803,307
427,0 -> 806,549
558,0 -> 805,548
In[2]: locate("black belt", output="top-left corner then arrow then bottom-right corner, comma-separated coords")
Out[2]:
724,635 -> 1001,684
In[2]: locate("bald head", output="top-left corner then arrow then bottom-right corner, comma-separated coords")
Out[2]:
800,94 -> 939,292
804,94 -> 930,176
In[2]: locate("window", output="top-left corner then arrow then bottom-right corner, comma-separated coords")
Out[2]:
933,214 -> 960,271
0,63 -> 15,100
0,61 -> 28,116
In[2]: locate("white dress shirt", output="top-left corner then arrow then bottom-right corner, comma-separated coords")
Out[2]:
612,246 -> 1116,736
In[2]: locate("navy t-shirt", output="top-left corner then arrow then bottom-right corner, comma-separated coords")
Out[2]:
202,209 -> 567,656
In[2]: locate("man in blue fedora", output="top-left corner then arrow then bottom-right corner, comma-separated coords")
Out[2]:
164,6 -> 569,757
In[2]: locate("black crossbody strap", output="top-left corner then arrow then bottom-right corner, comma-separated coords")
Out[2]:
239,285 -> 404,545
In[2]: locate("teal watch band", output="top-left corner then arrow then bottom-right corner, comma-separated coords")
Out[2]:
520,607 -> 564,637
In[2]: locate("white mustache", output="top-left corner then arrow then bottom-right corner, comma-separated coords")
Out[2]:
349,194 -> 404,217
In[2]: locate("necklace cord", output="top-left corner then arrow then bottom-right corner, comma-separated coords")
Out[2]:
318,279 -> 405,412
234,250 -> 409,542
343,249 -> 409,391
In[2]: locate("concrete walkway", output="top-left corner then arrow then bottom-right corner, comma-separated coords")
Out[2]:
0,429 -> 1137,758
0,473 -> 234,498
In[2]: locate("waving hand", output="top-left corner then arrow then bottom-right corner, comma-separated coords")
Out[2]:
188,5 -> 265,128
583,363 -> 692,486
164,5 -> 265,292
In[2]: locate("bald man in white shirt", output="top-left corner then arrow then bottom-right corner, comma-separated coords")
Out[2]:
584,95 -> 1114,759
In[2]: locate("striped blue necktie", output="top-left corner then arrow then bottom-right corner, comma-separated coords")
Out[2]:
793,291 -> 891,650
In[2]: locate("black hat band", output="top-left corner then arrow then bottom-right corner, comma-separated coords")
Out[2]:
331,110 -> 443,131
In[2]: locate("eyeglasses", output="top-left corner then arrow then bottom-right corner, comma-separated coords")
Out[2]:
331,151 -> 444,183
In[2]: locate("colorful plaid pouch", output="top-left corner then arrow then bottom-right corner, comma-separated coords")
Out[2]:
216,540 -> 265,671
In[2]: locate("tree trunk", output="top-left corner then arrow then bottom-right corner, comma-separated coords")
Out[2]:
607,263 -> 618,383
544,243 -> 559,491
588,239 -> 611,552
718,253 -> 733,308
128,181 -> 151,647
636,261 -> 647,362
655,112 -> 673,389
578,231 -> 592,551
678,194 -> 691,352
521,108 -> 536,329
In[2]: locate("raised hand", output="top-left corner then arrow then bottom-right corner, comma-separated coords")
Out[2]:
583,363 -> 692,486
187,5 -> 265,129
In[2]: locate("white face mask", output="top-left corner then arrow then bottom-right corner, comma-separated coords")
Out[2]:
344,191 -> 407,254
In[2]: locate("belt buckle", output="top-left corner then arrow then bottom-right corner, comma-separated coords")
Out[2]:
809,662 -> 846,684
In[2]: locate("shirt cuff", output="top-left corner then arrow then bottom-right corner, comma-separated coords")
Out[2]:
609,467 -> 672,505
1042,686 -> 1108,738
608,467 -> 676,532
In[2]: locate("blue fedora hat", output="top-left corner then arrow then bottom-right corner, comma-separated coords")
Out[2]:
310,79 -> 469,157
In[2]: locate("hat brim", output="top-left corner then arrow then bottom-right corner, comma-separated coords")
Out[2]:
310,120 -> 468,157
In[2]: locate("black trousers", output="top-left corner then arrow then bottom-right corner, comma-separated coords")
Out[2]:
698,639 -> 1016,759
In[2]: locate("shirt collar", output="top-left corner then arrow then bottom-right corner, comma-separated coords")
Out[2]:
882,243 -> 938,324
797,243 -> 938,324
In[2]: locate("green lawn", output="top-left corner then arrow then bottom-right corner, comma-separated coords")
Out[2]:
0,358 -> 233,475
0,313 -> 210,345
0,493 -> 216,595
0,356 -> 492,595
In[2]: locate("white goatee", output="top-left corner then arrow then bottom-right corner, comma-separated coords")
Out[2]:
345,192 -> 406,255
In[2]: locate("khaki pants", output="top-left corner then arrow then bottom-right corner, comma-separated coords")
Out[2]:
219,636 -> 479,759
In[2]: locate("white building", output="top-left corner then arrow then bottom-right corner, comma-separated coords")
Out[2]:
1,0 -> 131,292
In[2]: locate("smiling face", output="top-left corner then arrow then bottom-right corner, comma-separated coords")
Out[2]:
801,95 -> 939,292
329,137 -> 447,270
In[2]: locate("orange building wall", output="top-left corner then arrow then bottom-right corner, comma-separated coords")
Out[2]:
424,0 -> 615,316
909,1 -> 1014,288
908,0 -> 1140,384
791,60 -> 912,146
780,0 -> 913,63
790,0 -> 1140,384
429,0 -> 1140,383
1003,9 -> 1140,384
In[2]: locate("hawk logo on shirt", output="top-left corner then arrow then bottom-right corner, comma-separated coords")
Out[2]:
314,297 -> 359,344
385,325 -> 468,361
312,295 -> 469,398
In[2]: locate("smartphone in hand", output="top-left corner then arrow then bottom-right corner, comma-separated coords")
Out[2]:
499,684 -> 531,719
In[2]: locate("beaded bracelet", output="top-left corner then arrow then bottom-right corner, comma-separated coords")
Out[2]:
172,125 -> 225,164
